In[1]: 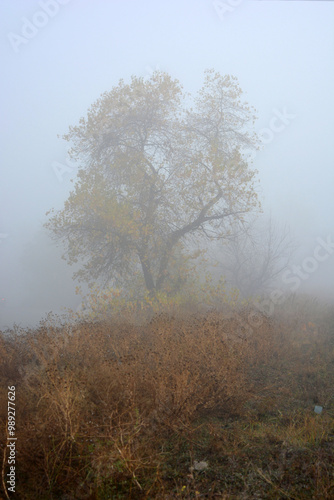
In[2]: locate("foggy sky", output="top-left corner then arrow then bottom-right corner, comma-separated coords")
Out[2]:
1,0 -> 333,328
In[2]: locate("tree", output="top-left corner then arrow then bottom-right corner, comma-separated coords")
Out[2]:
213,216 -> 296,298
45,70 -> 260,297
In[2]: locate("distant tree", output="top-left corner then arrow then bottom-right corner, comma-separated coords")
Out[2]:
214,217 -> 295,298
45,70 -> 260,296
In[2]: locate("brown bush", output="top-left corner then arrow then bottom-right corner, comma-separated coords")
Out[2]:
0,301 -> 333,498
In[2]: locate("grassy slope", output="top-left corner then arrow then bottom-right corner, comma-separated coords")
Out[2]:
0,299 -> 333,499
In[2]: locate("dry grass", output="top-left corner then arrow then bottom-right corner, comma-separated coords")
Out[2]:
0,297 -> 333,498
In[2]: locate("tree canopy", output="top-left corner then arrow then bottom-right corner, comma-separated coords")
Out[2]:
45,70 -> 260,296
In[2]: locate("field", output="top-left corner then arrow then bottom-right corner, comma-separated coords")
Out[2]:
1,296 -> 334,499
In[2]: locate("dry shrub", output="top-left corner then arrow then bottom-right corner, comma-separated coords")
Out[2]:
0,299 -> 333,498
0,309 -> 253,497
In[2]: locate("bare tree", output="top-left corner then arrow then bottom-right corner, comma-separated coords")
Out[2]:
214,216 -> 296,298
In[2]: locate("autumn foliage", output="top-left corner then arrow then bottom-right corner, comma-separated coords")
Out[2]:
45,70 -> 260,296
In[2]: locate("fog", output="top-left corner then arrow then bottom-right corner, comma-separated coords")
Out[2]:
1,0 -> 333,329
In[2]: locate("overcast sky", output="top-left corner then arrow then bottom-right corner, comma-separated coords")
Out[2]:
1,0 -> 333,328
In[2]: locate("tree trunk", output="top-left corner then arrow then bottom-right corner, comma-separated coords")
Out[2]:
138,253 -> 156,293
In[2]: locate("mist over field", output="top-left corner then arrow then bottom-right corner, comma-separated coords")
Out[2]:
2,3 -> 334,498
1,0 -> 333,329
